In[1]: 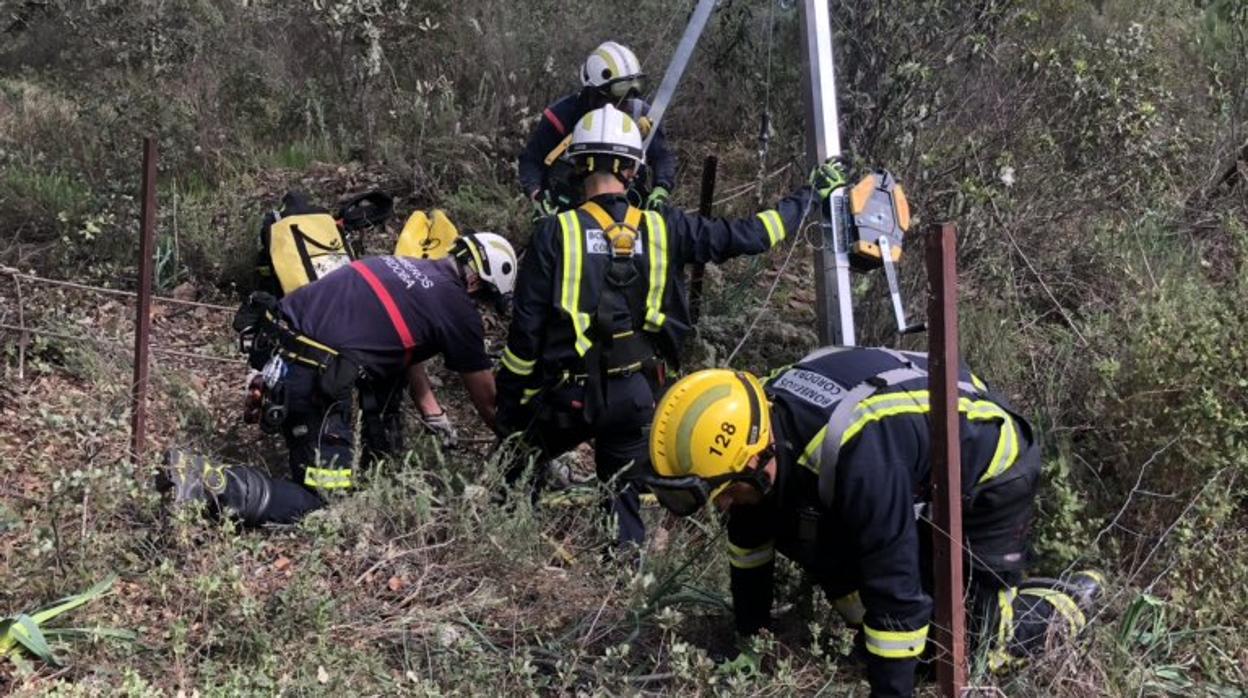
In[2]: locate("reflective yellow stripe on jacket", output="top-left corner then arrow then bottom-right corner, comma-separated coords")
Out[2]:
799,391 -> 1020,483
1018,587 -> 1086,637
642,211 -> 669,331
304,467 -> 352,490
727,540 -> 775,570
500,347 -> 535,376
864,623 -> 928,659
756,209 -> 786,247
988,587 -> 1020,671
557,211 -> 593,355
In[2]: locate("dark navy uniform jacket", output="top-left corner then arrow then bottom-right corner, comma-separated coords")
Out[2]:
495,189 -> 813,415
280,256 -> 490,379
517,92 -> 677,197
727,347 -> 1035,698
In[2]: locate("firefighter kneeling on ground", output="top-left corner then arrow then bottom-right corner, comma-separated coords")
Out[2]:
159,233 -> 518,525
495,102 -> 846,549
642,346 -> 1103,697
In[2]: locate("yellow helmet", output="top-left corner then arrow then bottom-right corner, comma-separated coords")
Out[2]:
650,369 -> 771,481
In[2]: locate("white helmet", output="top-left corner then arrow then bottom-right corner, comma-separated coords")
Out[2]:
568,104 -> 645,172
581,41 -> 644,99
454,231 -> 518,299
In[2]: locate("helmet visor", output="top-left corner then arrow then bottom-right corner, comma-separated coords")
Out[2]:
642,475 -> 712,517
606,77 -> 644,101
640,464 -> 773,518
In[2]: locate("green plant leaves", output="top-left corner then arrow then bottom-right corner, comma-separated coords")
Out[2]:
0,575 -> 129,667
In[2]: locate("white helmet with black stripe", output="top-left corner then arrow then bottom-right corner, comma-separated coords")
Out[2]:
568,104 -> 645,174
581,41 -> 644,99
453,231 -> 518,303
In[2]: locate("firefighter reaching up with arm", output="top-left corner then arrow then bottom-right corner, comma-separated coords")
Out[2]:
641,348 -> 1104,697
495,103 -> 842,550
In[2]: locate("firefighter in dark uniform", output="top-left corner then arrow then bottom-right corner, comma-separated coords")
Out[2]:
642,347 -> 1104,697
159,234 -> 518,525
496,103 -> 846,548
518,41 -> 677,217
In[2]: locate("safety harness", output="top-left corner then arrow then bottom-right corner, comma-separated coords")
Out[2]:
772,347 -> 1022,509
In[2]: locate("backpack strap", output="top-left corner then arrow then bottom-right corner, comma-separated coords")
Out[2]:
350,261 -> 416,365
544,133 -> 575,166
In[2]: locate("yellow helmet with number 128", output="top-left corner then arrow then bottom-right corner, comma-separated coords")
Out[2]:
649,369 -> 772,482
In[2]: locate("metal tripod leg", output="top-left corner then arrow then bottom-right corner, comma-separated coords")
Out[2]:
879,236 -> 925,335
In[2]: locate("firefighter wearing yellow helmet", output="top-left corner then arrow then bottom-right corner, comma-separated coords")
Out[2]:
644,347 -> 1104,697
495,106 -> 843,550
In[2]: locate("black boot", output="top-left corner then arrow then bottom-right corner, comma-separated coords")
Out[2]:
158,449 -> 274,526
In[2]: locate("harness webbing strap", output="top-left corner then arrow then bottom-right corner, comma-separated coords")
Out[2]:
805,353 -> 1008,507
544,133 -> 574,166
350,261 -> 416,362
579,201 -> 642,247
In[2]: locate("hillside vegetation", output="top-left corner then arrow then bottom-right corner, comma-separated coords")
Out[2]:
1,0 -> 1246,695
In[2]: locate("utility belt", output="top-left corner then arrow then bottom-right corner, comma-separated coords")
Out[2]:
527,333 -> 664,431
234,292 -> 363,429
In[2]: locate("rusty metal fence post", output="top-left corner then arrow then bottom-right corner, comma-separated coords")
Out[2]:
689,154 -> 718,325
131,137 -> 158,465
927,222 -> 967,695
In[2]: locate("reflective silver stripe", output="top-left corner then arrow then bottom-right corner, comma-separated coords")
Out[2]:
756,209 -> 785,246
814,362 -> 1015,505
727,541 -> 775,570
643,211 -> 669,331
863,624 -> 929,659
557,211 -> 593,355
500,347 -> 536,376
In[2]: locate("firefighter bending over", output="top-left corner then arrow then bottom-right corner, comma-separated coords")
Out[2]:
642,347 -> 1103,697
159,234 -> 518,525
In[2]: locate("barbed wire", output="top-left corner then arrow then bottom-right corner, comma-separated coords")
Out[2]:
0,265 -> 237,313
0,321 -> 246,366
683,163 -> 793,214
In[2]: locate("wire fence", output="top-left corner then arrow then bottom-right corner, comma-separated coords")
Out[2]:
1,266 -> 244,369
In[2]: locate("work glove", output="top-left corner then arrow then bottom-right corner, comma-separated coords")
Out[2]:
645,185 -> 670,211
530,190 -> 561,222
717,648 -> 762,677
418,410 -> 458,448
810,158 -> 849,201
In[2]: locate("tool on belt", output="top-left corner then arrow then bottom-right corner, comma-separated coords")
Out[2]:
233,292 -> 360,430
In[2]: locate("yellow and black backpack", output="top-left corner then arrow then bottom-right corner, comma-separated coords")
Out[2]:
255,192 -> 353,297
394,208 -> 460,260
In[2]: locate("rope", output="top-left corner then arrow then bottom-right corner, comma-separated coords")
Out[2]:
754,0 -> 778,206
0,266 -> 237,313
682,162 -> 792,214
0,321 -> 247,366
